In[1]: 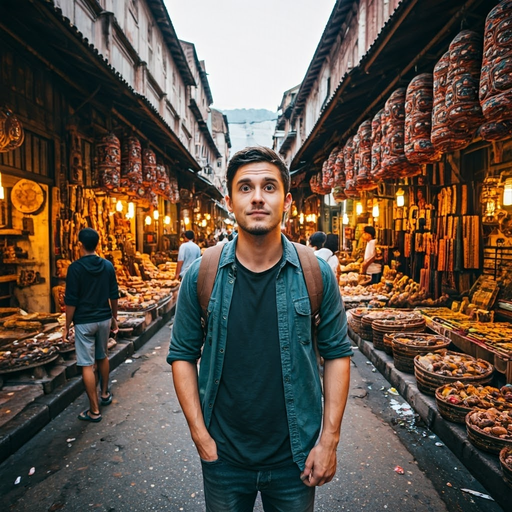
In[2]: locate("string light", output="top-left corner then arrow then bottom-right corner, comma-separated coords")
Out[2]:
116,200 -> 123,212
145,215 -> 152,225
396,188 -> 405,207
356,202 -> 363,215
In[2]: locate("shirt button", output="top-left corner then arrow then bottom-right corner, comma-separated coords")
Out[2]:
219,349 -> 224,353
229,280 -> 233,284
215,379 -> 219,384
208,403 -> 213,408
222,315 -> 226,319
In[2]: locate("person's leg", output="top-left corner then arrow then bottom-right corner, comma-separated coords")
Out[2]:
75,323 -> 101,419
94,319 -> 112,400
259,463 -> 315,512
201,459 -> 258,512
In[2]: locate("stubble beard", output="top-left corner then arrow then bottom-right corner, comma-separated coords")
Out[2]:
237,217 -> 280,237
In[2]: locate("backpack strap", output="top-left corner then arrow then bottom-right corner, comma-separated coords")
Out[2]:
197,244 -> 225,317
292,242 -> 323,318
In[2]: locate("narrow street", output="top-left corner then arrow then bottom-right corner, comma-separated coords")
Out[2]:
0,323 -> 503,512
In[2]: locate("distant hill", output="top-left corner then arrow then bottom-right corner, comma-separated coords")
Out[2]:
222,108 -> 277,124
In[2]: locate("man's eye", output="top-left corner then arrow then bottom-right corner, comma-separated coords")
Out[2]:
264,184 -> 276,191
240,185 -> 251,192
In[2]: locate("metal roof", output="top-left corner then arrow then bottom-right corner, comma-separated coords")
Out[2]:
180,40 -> 214,105
290,0 -> 494,173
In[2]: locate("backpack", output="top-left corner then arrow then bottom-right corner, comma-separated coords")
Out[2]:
197,242 -> 324,357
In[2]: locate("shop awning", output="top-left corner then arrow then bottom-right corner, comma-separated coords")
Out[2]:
1,0 -> 201,172
290,0 -> 493,174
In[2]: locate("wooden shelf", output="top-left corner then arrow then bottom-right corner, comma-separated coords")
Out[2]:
0,275 -> 17,283
0,229 -> 24,236
0,294 -> 11,300
2,260 -> 40,265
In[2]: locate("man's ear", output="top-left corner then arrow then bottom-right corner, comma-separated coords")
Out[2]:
284,192 -> 293,212
225,194 -> 233,213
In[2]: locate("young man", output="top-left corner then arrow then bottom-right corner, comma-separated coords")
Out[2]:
175,230 -> 201,279
361,225 -> 382,284
168,147 -> 352,511
64,228 -> 119,422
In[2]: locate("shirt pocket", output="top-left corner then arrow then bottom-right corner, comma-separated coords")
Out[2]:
293,297 -> 312,345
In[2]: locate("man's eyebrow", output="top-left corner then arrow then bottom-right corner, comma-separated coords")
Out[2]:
236,176 -> 279,184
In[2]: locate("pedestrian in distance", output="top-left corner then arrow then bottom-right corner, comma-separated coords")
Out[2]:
168,146 -> 352,512
361,225 -> 383,284
174,230 -> 201,279
64,228 -> 119,422
308,231 -> 327,252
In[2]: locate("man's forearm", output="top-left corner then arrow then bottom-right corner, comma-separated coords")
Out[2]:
110,299 -> 118,319
319,357 -> 351,446
65,305 -> 76,329
172,360 -> 216,459
175,261 -> 184,278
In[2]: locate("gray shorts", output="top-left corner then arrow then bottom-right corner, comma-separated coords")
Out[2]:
74,319 -> 112,366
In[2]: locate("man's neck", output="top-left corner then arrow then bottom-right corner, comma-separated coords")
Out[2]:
235,230 -> 283,272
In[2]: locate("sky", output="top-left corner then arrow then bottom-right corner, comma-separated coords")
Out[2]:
164,0 -> 336,112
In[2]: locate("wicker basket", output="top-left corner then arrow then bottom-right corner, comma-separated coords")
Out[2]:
435,383 -> 512,424
414,351 -> 494,396
500,446 -> 512,488
348,307 -> 369,336
372,317 -> 425,353
359,309 -> 408,343
392,333 -> 451,374
466,410 -> 512,455
361,315 -> 375,342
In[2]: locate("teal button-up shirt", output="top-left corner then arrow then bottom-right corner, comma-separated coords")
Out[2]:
167,235 -> 353,470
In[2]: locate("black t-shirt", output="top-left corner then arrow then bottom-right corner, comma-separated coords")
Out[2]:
209,257 -> 293,469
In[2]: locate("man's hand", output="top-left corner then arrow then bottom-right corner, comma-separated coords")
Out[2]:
194,431 -> 218,462
300,440 -> 337,487
111,317 -> 119,334
63,326 -> 71,342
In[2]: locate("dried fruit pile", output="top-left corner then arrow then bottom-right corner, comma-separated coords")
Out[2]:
416,351 -> 491,377
467,408 -> 512,440
438,381 -> 512,410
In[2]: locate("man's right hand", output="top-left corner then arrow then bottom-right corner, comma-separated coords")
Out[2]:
195,433 -> 218,462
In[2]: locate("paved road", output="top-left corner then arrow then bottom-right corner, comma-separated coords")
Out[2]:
0,323 -> 503,511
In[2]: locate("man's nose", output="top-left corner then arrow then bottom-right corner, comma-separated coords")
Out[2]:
251,187 -> 264,203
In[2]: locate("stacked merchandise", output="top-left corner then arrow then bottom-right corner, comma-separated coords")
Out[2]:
355,119 -> 377,191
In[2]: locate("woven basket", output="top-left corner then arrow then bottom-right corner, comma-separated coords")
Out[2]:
348,308 -> 369,336
392,333 -> 451,374
359,309 -> 408,343
414,351 -> 494,396
372,318 -> 425,353
361,316 -> 375,341
466,410 -> 512,455
500,446 -> 512,488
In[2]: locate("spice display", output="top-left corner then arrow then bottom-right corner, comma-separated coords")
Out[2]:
466,408 -> 512,454
96,133 -> 121,190
404,73 -> 441,164
479,0 -> 512,141
416,351 -> 492,378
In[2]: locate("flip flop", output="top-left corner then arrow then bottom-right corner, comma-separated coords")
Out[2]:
100,391 -> 113,406
78,409 -> 102,422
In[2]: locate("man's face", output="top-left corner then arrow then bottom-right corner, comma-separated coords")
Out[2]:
225,162 -> 292,237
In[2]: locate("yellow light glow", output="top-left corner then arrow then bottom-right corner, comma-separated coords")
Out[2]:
205,213 -> 211,220
153,210 -> 159,220
145,215 -> 152,225
299,213 -> 304,225
342,213 -> 349,225
184,217 -> 190,225
0,172 -> 3,200
356,202 -> 363,215
396,188 -> 405,207
127,202 -> 135,219
504,181 -> 512,206
164,215 -> 171,225
201,219 -> 207,227
372,204 -> 380,218
116,200 -> 123,212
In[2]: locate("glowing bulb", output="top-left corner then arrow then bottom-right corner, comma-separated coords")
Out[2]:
127,202 -> 135,219
504,180 -> 512,206
299,213 -> 304,225
153,210 -> 159,220
372,204 -> 380,218
356,202 -> 363,215
184,217 -> 190,226
164,215 -> 171,225
396,188 -> 405,207
201,219 -> 207,227
342,213 -> 349,225
116,200 -> 123,212
145,215 -> 152,225
205,213 -> 211,220
0,172 -> 3,200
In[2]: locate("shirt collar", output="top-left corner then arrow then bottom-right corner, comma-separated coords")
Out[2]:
218,234 -> 301,269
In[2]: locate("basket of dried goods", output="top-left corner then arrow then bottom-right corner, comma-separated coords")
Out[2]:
466,408 -> 512,454
436,382 -> 512,424
414,351 -> 494,396
360,309 -> 395,342
372,315 -> 425,353
348,307 -> 370,336
0,338 -> 59,373
391,333 -> 451,373
500,446 -> 512,488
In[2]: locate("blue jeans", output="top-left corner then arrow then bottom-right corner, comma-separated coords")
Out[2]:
201,458 -> 315,512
